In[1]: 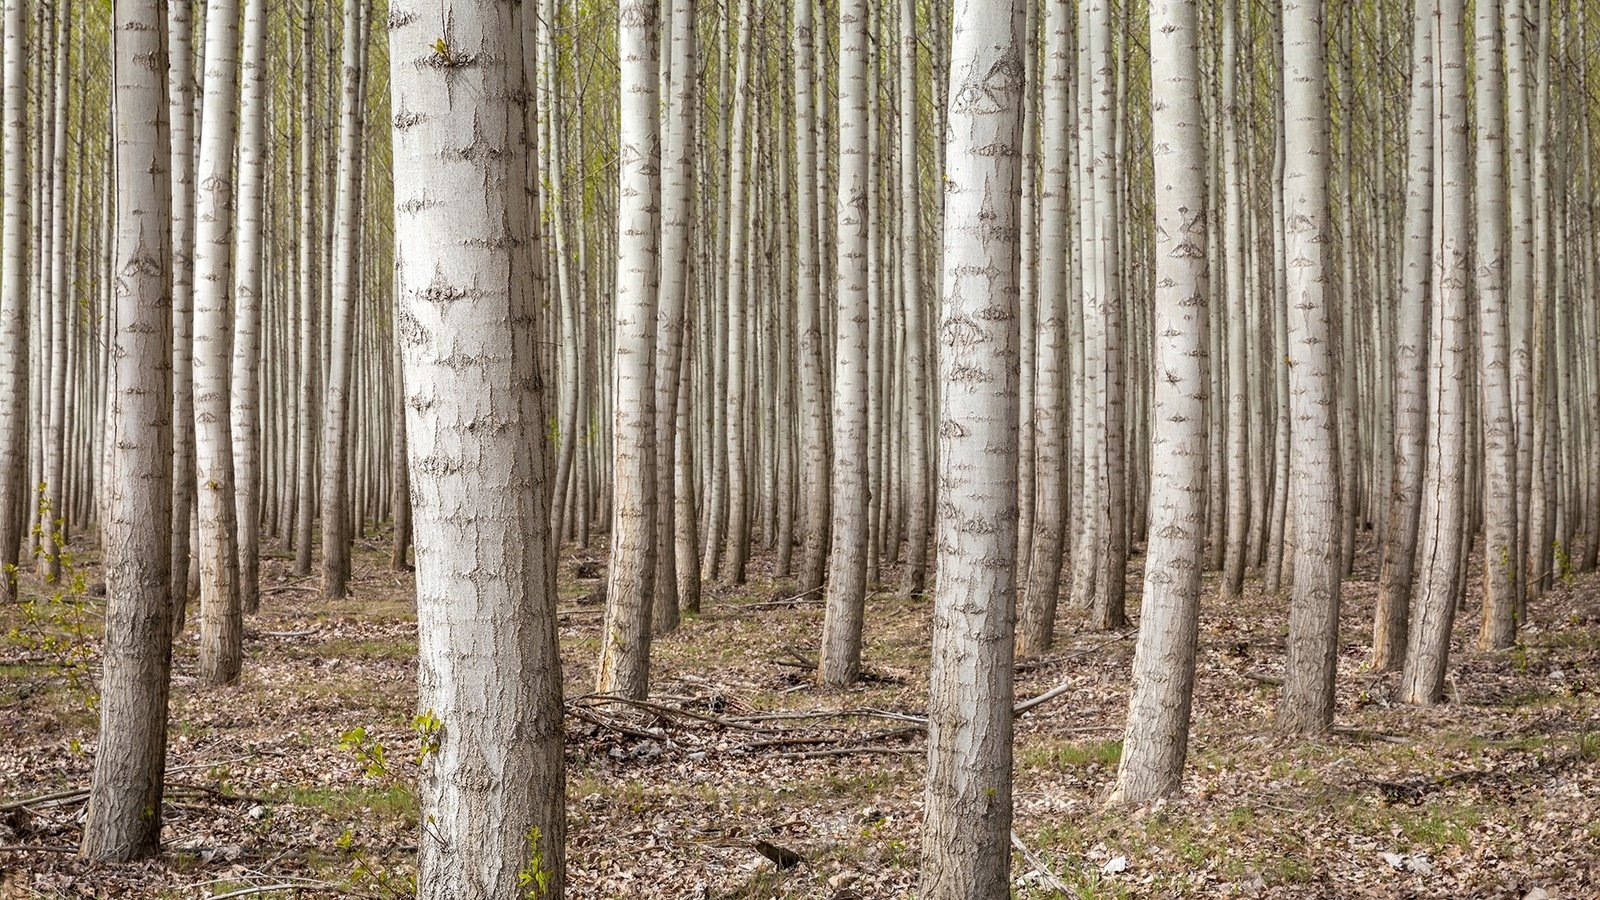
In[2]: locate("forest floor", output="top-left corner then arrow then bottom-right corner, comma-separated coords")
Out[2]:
2,534 -> 1598,899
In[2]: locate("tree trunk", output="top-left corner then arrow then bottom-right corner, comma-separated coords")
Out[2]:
597,0 -> 662,701
1109,0 -> 1208,806
918,1 -> 1024,893
193,0 -> 244,686
818,0 -> 873,688
82,0 -> 175,858
389,2 -> 567,894
1277,0 -> 1341,735
794,0 -> 830,598
0,0 -> 30,605
231,0 -> 267,615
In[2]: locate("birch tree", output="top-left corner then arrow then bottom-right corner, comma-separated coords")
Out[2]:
918,0 -> 1024,892
388,1 -> 566,894
1110,0 -> 1209,806
82,0 -> 174,859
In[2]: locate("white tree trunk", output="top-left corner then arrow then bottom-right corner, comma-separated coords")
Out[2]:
1399,0 -> 1471,705
597,0 -> 661,700
1109,0 -> 1209,807
167,0 -> 199,630
82,0 -> 175,858
388,1 -> 566,894
230,0 -> 267,615
818,0 -> 873,688
918,1 -> 1024,893
794,0 -> 830,597
897,0 -> 929,598
0,0 -> 30,604
1277,0 -> 1341,734
193,0 -> 244,686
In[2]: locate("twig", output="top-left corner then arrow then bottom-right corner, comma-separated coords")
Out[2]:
1011,831 -> 1075,895
776,746 -> 921,760
0,787 -> 88,812
0,844 -> 77,854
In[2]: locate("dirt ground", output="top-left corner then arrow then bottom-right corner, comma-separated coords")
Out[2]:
3,533 -> 1598,899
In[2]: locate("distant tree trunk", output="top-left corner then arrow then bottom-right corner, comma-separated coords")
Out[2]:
1373,0 -> 1434,673
597,0 -> 661,701
82,0 -> 175,859
320,0 -> 370,601
898,0 -> 930,598
39,0 -> 70,583
0,0 -> 30,605
794,0 -> 830,597
652,0 -> 696,633
1220,0 -> 1249,599
1475,0 -> 1519,651
388,2 -> 567,895
292,0 -> 318,577
193,0 -> 244,685
1277,0 -> 1341,735
722,0 -> 752,584
918,0 -> 1024,893
1018,0 -> 1071,657
1400,0 -> 1471,706
818,0 -> 872,688
1109,0 -> 1208,806
231,0 -> 267,614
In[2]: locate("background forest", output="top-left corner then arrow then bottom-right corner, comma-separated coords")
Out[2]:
3,0 -> 1600,897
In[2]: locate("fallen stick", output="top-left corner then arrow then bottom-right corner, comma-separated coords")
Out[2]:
1011,831 -> 1075,895
776,746 -> 922,760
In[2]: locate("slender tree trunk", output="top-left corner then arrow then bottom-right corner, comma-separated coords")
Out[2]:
1110,0 -> 1208,806
1220,0 -> 1249,599
1018,0 -> 1071,657
1277,0 -> 1341,735
320,0 -> 370,601
292,0 -> 318,577
898,0 -> 928,597
597,0 -> 661,701
82,0 -> 175,858
721,0 -> 753,584
1400,0 -> 1472,705
1475,0 -> 1519,650
818,0 -> 874,688
0,0 -> 30,605
231,0 -> 267,614
918,1 -> 1024,892
39,0 -> 70,583
193,0 -> 244,685
794,0 -> 830,597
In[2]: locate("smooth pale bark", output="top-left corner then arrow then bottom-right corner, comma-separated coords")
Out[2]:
292,0 -> 318,577
721,0 -> 752,584
388,2 -> 566,894
652,0 -> 696,633
193,0 -> 244,686
818,0 -> 872,688
230,0 -> 267,615
898,0 -> 929,598
794,0 -> 830,597
1109,0 -> 1208,807
1400,0 -> 1471,705
1220,0 -> 1249,599
597,0 -> 661,701
82,0 -> 176,859
918,1 -> 1024,893
1374,0 -> 1434,673
167,0 -> 200,593
39,0 -> 70,583
1277,0 -> 1341,735
1018,0 -> 1071,657
320,0 -> 370,601
1475,0 -> 1519,651
0,0 -> 29,604
1505,0 -> 1533,582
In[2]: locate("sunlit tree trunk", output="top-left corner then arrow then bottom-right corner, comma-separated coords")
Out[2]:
82,0 -> 174,858
918,0 -> 1024,891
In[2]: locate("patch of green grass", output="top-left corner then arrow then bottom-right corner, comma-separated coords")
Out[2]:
1353,802 -> 1483,852
279,783 -> 416,824
1022,738 -> 1123,771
